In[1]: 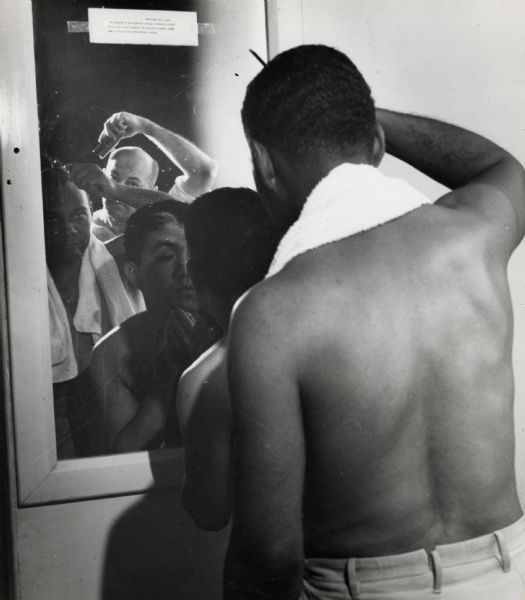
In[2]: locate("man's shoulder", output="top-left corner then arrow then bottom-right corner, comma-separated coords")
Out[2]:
178,341 -> 226,421
92,313 -> 150,359
233,278 -> 284,320
434,183 -> 522,256
91,325 -> 124,378
243,269 -> 305,302
247,255 -> 328,311
230,277 -> 305,348
184,340 -> 225,382
117,311 -> 155,339
401,199 -> 503,263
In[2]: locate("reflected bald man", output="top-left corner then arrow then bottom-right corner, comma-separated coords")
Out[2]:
70,111 -> 218,241
71,145 -> 175,242
93,146 -> 160,239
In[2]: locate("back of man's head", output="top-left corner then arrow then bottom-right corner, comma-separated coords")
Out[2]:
124,199 -> 187,265
185,188 -> 279,301
242,44 -> 376,166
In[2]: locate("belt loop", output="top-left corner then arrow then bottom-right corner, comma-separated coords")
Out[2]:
345,558 -> 360,599
494,531 -> 512,573
429,550 -> 443,594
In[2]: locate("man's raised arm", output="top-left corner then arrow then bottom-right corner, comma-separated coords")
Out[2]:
377,109 -> 525,251
68,163 -> 176,209
97,112 -> 218,198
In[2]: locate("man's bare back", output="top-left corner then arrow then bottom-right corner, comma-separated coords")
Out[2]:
272,201 -> 520,558
225,45 -> 525,599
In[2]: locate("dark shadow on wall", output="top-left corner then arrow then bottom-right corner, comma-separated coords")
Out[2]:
101,454 -> 230,600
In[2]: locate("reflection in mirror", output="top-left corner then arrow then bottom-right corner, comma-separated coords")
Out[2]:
33,0 -> 242,459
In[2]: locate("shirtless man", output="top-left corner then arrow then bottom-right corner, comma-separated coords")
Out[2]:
176,187 -> 278,530
90,200 -> 217,453
224,45 -> 525,599
70,111 -> 218,240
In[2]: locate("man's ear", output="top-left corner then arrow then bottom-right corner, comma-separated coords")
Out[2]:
124,261 -> 139,289
250,138 -> 278,193
371,123 -> 386,166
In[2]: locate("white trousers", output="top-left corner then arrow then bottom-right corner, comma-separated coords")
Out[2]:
301,515 -> 525,599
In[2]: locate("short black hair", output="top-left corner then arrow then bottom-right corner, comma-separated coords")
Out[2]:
41,164 -> 75,212
184,188 -> 279,299
242,44 -> 376,165
124,199 -> 187,264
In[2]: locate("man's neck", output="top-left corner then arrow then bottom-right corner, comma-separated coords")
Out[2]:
271,153 -> 371,232
49,255 -> 82,285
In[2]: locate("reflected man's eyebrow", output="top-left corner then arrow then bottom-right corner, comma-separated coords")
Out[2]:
151,240 -> 184,251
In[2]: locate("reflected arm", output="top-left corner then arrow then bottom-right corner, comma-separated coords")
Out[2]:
91,332 -> 173,453
107,181 -> 175,209
68,163 -> 180,210
97,111 -> 218,198
90,331 -> 139,453
113,391 -> 170,453
141,119 -> 218,198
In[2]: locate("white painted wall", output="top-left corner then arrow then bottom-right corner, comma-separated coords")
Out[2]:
197,0 -> 267,188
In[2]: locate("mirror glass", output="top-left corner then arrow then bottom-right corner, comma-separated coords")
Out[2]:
32,0 -> 265,460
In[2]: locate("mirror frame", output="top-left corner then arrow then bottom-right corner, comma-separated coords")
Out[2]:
0,0 -> 303,506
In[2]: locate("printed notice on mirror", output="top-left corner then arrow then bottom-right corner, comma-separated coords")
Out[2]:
88,8 -> 198,46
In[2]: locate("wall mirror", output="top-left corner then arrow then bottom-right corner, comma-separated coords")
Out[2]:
1,0 -> 269,505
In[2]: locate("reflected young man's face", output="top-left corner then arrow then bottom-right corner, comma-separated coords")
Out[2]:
133,214 -> 198,314
44,180 -> 92,265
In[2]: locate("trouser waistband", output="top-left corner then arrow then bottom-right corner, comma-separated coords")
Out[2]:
305,514 -> 525,594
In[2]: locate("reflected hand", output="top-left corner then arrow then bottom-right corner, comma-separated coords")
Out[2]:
69,163 -> 116,200
94,112 -> 148,158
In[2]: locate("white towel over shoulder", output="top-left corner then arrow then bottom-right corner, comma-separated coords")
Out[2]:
49,234 -> 139,383
267,163 -> 432,277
